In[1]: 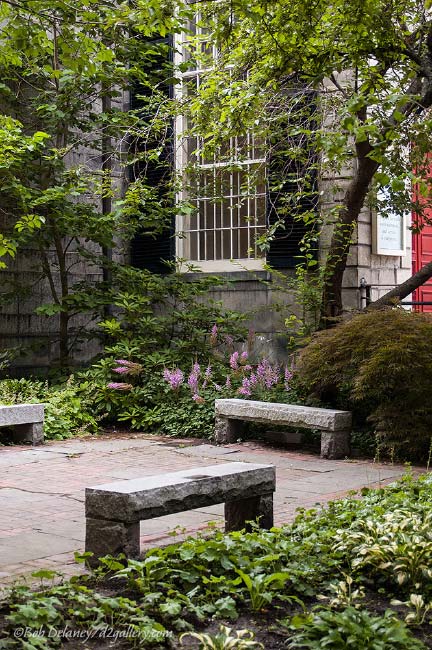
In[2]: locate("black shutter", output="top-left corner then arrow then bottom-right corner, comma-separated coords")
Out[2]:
130,36 -> 174,274
267,89 -> 318,269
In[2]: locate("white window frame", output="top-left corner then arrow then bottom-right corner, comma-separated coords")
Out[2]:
173,19 -> 267,272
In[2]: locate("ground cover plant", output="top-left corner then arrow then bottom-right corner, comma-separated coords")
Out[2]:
1,471 -> 432,648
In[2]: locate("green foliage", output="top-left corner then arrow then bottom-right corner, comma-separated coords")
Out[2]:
296,309 -> 432,458
186,0 -> 432,318
78,264 -> 299,438
0,0 -> 190,365
286,607 -> 426,649
0,116 -> 49,267
335,506 -> 432,592
79,265 -> 253,436
1,580 -> 169,649
2,472 -> 432,646
99,265 -> 247,366
235,568 -> 292,611
0,377 -> 98,440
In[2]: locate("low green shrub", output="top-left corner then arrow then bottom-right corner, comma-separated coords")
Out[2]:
0,377 -> 99,440
296,309 -> 432,459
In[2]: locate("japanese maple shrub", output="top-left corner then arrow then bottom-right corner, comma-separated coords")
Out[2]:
296,309 -> 432,458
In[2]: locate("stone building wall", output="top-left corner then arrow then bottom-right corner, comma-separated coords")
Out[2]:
0,90 -> 130,374
0,74 -> 415,371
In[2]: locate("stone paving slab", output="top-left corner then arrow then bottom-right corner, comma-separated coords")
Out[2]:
0,434 -> 421,585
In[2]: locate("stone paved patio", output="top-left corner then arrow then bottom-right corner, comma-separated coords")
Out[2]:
0,434 -> 417,584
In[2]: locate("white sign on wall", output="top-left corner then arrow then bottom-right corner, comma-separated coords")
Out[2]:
372,211 -> 406,256
372,188 -> 407,256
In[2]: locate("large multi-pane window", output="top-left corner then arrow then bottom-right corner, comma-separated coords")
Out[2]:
174,14 -> 267,270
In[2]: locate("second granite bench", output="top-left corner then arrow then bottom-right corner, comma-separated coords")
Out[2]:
215,399 -> 352,459
85,461 -> 275,563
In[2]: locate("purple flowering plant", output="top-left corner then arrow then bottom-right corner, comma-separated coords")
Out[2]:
106,325 -> 297,409
159,325 -> 296,404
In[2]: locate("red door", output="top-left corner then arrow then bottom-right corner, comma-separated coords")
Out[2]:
412,216 -> 432,312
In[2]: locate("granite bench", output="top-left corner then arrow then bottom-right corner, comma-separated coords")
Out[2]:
215,399 -> 352,460
0,404 -> 45,445
85,462 -> 275,563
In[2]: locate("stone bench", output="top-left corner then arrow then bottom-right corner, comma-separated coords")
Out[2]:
0,404 -> 45,445
215,399 -> 352,460
85,462 -> 275,563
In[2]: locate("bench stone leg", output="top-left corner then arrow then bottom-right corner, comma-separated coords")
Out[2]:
215,416 -> 245,444
320,431 -> 350,459
85,517 -> 140,566
12,422 -> 44,445
225,493 -> 273,532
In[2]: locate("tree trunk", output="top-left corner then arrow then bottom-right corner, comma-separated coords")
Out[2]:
101,88 -> 114,319
50,221 -> 70,368
319,152 -> 378,327
368,260 -> 432,310
318,70 -> 432,328
59,310 -> 70,368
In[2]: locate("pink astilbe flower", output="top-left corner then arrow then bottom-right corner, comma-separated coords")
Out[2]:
256,359 -> 281,389
225,376 -> 232,389
238,377 -> 252,397
188,362 -> 201,393
230,351 -> 239,370
205,364 -> 212,379
113,360 -> 142,376
210,324 -> 218,346
192,393 -> 205,404
240,351 -> 249,365
224,334 -> 234,346
107,382 -> 133,391
163,368 -> 184,390
113,366 -> 130,374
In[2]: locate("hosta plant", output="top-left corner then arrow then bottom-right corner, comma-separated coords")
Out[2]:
235,569 -> 292,611
391,593 -> 432,627
317,574 -> 365,609
285,607 -> 426,649
334,508 -> 432,592
180,625 -> 264,649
